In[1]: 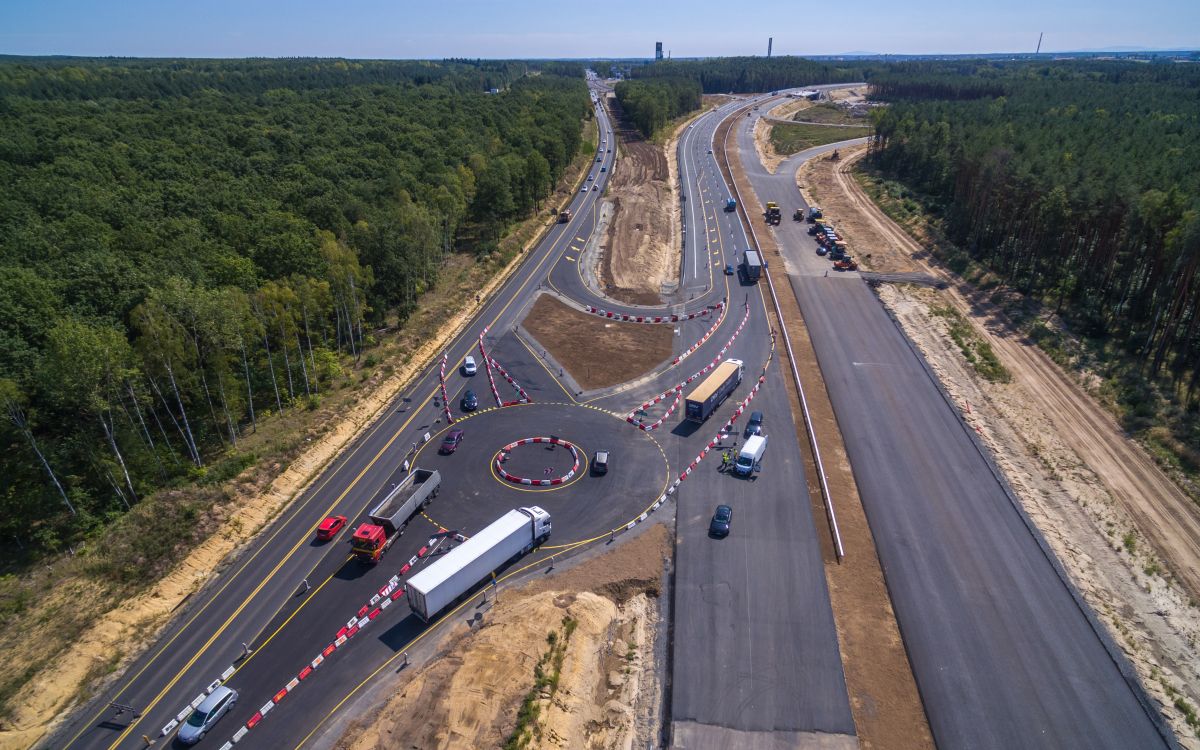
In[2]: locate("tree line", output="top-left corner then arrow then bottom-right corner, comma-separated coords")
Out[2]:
869,61 -> 1200,404
0,58 -> 590,558
627,56 -> 873,94
613,78 -> 702,137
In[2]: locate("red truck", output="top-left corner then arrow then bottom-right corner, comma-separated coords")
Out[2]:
351,469 -> 441,563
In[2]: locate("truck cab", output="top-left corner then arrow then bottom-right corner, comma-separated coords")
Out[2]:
351,524 -> 388,562
523,505 -> 553,545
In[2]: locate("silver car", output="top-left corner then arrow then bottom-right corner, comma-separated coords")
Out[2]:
177,685 -> 238,744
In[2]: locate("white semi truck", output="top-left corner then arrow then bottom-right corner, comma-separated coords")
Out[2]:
405,506 -> 552,621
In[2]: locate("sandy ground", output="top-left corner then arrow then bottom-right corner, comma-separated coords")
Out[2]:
333,523 -> 669,750
811,148 -> 1200,745
713,110 -> 934,750
0,139 -> 597,750
599,99 -> 683,305
521,294 -> 674,391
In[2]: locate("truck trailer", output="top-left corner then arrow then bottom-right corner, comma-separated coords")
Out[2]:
405,507 -> 552,621
351,469 -> 441,563
685,359 -> 744,423
742,250 -> 763,282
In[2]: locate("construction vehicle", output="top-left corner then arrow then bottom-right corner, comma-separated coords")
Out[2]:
725,198 -> 737,212
685,359 -> 744,423
742,250 -> 763,282
351,469 -> 441,563
830,150 -> 841,160
834,257 -> 859,271
558,209 -> 571,223
807,206 -> 823,222
405,507 -> 552,621
764,202 -> 782,225
793,208 -> 804,222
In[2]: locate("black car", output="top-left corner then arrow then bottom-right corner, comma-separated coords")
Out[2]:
744,410 -> 763,439
592,450 -> 609,476
461,390 -> 478,412
709,504 -> 733,537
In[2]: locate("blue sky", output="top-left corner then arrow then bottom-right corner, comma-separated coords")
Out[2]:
1,0 -> 1196,58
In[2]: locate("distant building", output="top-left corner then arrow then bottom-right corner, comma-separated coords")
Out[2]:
655,42 -> 663,61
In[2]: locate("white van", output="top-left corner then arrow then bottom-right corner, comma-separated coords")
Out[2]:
734,434 -> 767,476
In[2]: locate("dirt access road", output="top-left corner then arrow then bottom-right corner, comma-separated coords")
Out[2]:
802,146 -> 1200,744
599,95 -> 681,305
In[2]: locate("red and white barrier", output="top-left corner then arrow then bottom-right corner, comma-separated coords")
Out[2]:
626,302 -> 753,431
437,354 -> 456,423
584,299 -> 724,324
494,437 -> 580,486
478,327 -> 531,407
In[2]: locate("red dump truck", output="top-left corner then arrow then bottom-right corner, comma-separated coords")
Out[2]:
351,469 -> 441,563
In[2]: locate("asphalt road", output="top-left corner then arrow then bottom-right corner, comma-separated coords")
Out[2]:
735,100 -> 1173,748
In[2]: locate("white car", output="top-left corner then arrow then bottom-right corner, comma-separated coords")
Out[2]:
177,686 -> 238,745
462,356 -> 477,376
581,185 -> 588,192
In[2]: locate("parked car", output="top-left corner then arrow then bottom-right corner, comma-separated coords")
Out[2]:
816,246 -> 828,256
439,428 -> 465,454
724,263 -> 735,275
316,515 -> 347,541
744,410 -> 764,439
462,356 -> 477,376
461,390 -> 478,412
177,686 -> 238,745
709,505 -> 733,538
592,450 -> 609,476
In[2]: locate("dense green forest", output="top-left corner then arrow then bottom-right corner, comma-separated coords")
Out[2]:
869,61 -> 1200,439
0,57 -> 589,560
628,56 -> 872,94
613,78 -> 702,137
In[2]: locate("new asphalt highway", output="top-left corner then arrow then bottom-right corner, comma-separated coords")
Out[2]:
734,98 -> 1173,748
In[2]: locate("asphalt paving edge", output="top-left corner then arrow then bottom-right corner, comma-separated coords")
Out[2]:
868,279 -> 1181,750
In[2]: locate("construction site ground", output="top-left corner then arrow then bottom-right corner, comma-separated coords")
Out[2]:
598,98 -> 683,305
331,523 -> 670,750
714,110 -> 934,750
521,294 -> 674,391
799,145 -> 1200,745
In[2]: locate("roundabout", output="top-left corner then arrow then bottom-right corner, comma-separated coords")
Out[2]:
412,402 -> 671,548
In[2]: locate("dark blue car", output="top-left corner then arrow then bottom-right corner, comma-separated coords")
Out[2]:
461,390 -> 478,412
709,504 -> 733,537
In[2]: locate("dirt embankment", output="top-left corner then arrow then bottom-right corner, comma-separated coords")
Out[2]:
810,148 -> 1200,744
334,524 -> 670,750
522,294 -> 674,391
599,98 -> 682,305
713,109 -> 934,750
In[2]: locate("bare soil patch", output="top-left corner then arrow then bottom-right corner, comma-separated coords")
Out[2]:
714,109 -> 934,750
333,524 -> 670,750
831,152 -> 1200,745
0,123 -> 600,750
522,294 -> 674,391
599,98 -> 681,305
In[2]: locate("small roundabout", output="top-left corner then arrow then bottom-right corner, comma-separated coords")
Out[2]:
412,402 -> 671,548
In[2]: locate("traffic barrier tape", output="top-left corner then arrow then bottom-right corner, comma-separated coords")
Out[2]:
369,607 -> 382,620
323,643 -> 337,656
273,688 -> 288,704
357,605 -> 368,618
298,666 -> 313,680
347,625 -> 359,638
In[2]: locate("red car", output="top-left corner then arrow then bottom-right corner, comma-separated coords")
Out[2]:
439,428 -> 465,454
316,515 -> 347,541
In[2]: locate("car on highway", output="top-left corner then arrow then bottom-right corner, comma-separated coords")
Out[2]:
316,515 -> 347,541
596,156 -> 602,162
592,450 -> 609,476
439,428 -> 465,454
707,149 -> 713,154
724,263 -> 734,275
581,185 -> 588,192
744,410 -> 763,439
709,504 -> 733,538
600,166 -> 606,172
177,685 -> 238,745
461,390 -> 478,412
462,356 -> 477,376
587,174 -> 594,181
606,147 -> 612,153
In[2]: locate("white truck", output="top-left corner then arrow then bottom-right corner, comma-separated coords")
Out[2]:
405,506 -> 552,621
734,434 -> 767,476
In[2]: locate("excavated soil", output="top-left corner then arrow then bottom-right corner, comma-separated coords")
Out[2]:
522,294 -> 674,391
814,148 -> 1200,745
714,110 -> 934,750
333,524 -> 670,750
599,98 -> 679,305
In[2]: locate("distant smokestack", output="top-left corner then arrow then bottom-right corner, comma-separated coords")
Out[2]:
1035,32 -> 1043,55
768,37 -> 773,57
655,42 -> 663,61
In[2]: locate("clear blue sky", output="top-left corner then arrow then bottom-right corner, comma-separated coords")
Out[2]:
1,0 -> 1196,58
